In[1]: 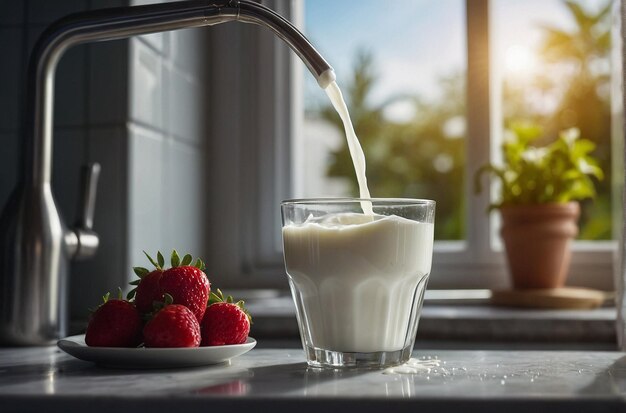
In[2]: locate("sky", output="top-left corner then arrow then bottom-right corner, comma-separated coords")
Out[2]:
303,0 -> 613,116
304,0 -> 465,107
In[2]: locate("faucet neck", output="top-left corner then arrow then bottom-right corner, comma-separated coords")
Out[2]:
22,0 -> 334,186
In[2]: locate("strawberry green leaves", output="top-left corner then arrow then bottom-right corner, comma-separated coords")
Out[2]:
133,267 -> 150,278
157,251 -> 165,268
142,250 -> 205,271
143,251 -> 160,270
171,250 -> 181,268
182,254 -> 192,266
208,289 -> 252,323
194,258 -> 206,272
127,250 -> 208,302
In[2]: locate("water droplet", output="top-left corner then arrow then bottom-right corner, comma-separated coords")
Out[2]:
500,380 -> 505,385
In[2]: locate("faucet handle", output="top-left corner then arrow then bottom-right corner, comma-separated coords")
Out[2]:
77,163 -> 101,230
71,163 -> 101,260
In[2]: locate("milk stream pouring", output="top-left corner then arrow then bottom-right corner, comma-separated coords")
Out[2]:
324,81 -> 373,215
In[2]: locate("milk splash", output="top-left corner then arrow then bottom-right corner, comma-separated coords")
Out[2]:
383,358 -> 442,375
324,81 -> 373,215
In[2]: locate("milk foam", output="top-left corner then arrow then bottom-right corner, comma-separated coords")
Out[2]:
282,213 -> 434,353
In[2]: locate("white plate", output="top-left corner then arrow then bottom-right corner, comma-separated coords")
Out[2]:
57,334 -> 256,368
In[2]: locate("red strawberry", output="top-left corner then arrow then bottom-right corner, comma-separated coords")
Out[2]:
133,269 -> 163,314
159,250 -> 210,322
143,297 -> 201,348
126,251 -> 167,313
127,251 -> 209,320
201,289 -> 251,346
85,293 -> 142,348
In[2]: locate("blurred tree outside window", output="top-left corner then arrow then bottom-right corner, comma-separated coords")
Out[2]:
303,0 -> 466,241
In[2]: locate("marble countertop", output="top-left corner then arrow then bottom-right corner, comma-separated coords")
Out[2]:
3,346 -> 626,412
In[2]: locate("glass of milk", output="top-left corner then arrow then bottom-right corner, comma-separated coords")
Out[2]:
281,198 -> 435,368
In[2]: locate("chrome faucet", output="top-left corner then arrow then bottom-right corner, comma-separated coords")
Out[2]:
0,0 -> 335,345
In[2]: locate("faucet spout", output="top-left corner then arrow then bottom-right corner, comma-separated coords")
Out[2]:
0,0 -> 334,345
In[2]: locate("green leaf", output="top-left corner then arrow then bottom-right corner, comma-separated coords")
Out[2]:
133,267 -> 150,278
102,292 -> 110,303
171,250 -> 180,268
117,287 -> 123,300
208,292 -> 222,306
127,287 -> 137,301
157,251 -> 165,268
129,279 -> 141,286
194,258 -> 206,271
181,254 -> 192,266
143,251 -> 160,269
476,124 -> 603,207
208,289 -> 225,306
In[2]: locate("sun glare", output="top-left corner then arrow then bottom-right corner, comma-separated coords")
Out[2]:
504,45 -> 537,78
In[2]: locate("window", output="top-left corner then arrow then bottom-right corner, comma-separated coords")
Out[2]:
296,0 -> 620,289
207,0 -> 621,291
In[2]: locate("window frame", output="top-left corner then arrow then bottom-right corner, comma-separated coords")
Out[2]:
206,0 -> 619,291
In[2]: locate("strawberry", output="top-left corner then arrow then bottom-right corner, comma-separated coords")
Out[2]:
127,250 -> 209,321
200,289 -> 251,346
127,251 -> 166,313
133,269 -> 163,314
159,250 -> 210,322
143,295 -> 201,348
85,292 -> 142,348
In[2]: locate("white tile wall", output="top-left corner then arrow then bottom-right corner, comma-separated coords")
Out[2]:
171,28 -> 203,74
127,16 -> 209,265
128,124 -> 164,268
130,39 -> 164,130
162,138 -> 205,257
138,33 -> 169,57
169,68 -> 203,144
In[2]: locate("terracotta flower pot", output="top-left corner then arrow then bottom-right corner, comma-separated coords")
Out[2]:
499,202 -> 580,289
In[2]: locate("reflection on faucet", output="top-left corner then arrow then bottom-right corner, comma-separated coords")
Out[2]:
0,0 -> 335,346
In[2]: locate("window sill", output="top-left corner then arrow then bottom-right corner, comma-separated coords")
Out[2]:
242,290 -> 617,350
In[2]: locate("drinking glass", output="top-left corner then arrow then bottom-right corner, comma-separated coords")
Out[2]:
281,198 -> 435,368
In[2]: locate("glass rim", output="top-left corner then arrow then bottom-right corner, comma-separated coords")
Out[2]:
281,197 -> 435,207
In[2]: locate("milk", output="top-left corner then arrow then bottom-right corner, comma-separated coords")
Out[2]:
324,82 -> 373,215
282,213 -> 434,353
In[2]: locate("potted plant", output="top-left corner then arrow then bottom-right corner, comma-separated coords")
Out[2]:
475,123 -> 603,289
